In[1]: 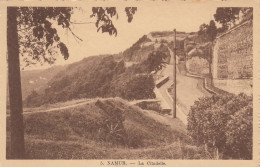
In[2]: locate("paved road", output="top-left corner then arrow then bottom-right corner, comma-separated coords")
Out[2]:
156,48 -> 211,125
175,66 -> 211,115
158,64 -> 188,125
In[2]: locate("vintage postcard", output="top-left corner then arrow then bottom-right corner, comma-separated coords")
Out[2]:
0,0 -> 259,167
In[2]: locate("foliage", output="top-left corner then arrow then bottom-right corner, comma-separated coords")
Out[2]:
18,7 -> 73,67
95,100 -> 126,145
186,20 -> 216,68
240,8 -> 253,23
142,51 -> 168,73
91,7 -> 126,36
198,20 -> 217,43
187,93 -> 252,159
8,98 -> 190,159
25,56 -> 156,107
168,40 -> 185,50
125,7 -> 137,23
214,7 -> 241,30
17,7 -> 137,68
9,97 -> 192,159
225,103 -> 252,159
24,90 -> 41,107
214,7 -> 253,31
9,6 -> 137,159
122,35 -> 152,62
118,74 -> 156,100
157,43 -> 171,63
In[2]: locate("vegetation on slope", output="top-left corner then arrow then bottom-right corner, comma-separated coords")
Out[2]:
25,55 -> 157,107
23,30 -> 192,108
122,35 -> 154,62
7,98 -> 207,159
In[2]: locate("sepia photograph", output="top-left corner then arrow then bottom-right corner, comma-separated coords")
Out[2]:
1,1 -> 257,163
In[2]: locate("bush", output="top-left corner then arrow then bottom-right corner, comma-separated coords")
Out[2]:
121,74 -> 156,100
225,103 -> 252,159
187,93 -> 252,159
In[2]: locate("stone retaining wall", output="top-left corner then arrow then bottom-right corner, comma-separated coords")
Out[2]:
212,20 -> 253,95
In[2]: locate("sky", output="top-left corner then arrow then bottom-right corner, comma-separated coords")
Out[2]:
24,4 -> 217,70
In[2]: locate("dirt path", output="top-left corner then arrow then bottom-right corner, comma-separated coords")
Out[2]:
6,99 -> 96,117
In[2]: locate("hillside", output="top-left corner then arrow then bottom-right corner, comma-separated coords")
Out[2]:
24,55 -> 156,107
121,31 -> 190,62
19,31 -> 189,101
7,98 -> 207,159
20,65 -> 66,100
21,30 -> 193,107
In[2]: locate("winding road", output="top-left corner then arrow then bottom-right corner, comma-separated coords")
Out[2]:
155,48 -> 211,125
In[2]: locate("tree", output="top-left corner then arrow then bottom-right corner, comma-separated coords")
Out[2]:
225,103 -> 253,159
240,8 -> 253,23
143,51 -> 168,73
202,20 -> 216,80
7,6 -> 136,159
189,20 -> 217,80
214,7 -> 241,31
214,7 -> 252,31
8,7 -> 25,159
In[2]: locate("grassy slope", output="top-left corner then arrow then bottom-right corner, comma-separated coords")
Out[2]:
6,98 -> 207,159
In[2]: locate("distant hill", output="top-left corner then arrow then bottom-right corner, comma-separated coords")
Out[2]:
21,65 -> 66,100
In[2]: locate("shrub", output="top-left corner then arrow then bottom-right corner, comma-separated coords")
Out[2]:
225,103 -> 253,159
187,93 -> 252,159
123,74 -> 156,100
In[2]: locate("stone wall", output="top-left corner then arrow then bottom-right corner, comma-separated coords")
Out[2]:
213,79 -> 252,95
212,20 -> 253,95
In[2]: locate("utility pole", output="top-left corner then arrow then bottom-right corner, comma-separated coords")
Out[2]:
173,29 -> 176,118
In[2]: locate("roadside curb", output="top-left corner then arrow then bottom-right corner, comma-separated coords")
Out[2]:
154,87 -> 171,111
185,72 -> 218,95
